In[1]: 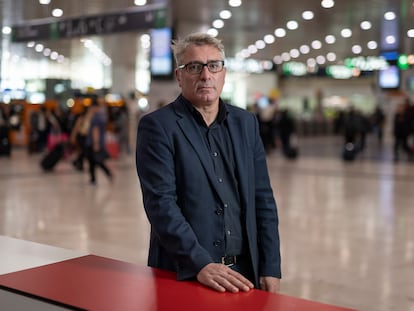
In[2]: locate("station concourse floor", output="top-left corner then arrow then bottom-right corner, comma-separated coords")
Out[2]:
0,135 -> 413,311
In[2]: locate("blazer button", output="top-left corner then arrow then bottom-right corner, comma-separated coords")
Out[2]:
215,208 -> 223,215
213,240 -> 222,247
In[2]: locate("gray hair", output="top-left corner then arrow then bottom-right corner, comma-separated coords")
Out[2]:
171,32 -> 225,66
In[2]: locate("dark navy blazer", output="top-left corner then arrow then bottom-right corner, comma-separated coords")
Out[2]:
136,95 -> 281,288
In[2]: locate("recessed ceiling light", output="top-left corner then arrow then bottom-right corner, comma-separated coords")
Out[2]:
321,0 -> 335,9
207,28 -> 219,37
264,34 -> 275,44
212,19 -> 224,29
360,21 -> 372,30
341,28 -> 352,38
352,45 -> 362,54
302,11 -> 314,20
219,10 -> 232,19
300,45 -> 310,54
52,8 -> 63,17
274,28 -> 286,37
134,0 -> 147,5
384,11 -> 396,20
325,35 -> 336,44
255,40 -> 266,49
407,29 -> 414,38
367,41 -> 378,49
228,0 -> 242,8
311,40 -> 322,49
286,20 -> 298,30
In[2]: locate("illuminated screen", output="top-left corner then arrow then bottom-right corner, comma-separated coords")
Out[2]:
378,65 -> 400,89
150,28 -> 173,79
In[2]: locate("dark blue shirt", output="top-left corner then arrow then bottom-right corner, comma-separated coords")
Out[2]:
184,99 -> 244,256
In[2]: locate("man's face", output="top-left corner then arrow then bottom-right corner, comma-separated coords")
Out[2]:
175,45 -> 226,107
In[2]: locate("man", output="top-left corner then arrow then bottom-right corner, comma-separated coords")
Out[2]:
136,32 -> 281,293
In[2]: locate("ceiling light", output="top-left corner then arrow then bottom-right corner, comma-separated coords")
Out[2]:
341,28 -> 352,38
300,45 -> 310,54
212,19 -> 224,29
274,28 -> 286,37
39,0 -> 51,4
2,26 -> 11,35
367,41 -> 378,49
43,48 -> 51,56
52,8 -> 63,17
228,0 -> 242,7
407,29 -> 414,38
290,49 -> 300,58
384,11 -> 396,20
327,52 -> 336,62
360,21 -> 372,30
255,40 -> 266,49
35,44 -> 44,52
264,34 -> 275,44
134,0 -> 147,5
281,52 -> 291,62
207,28 -> 219,37
321,0 -> 335,9
385,35 -> 396,44
352,45 -> 362,54
325,35 -> 336,44
311,40 -> 322,49
248,45 -> 258,54
316,55 -> 326,65
50,51 -> 59,60
286,21 -> 298,30
302,11 -> 314,20
219,10 -> 232,19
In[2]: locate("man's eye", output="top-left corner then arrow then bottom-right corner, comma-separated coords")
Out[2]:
188,64 -> 201,71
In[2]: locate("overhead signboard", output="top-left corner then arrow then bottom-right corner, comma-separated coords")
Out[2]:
11,3 -> 167,42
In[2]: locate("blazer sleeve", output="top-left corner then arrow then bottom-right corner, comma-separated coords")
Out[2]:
136,113 -> 213,279
252,114 -> 282,278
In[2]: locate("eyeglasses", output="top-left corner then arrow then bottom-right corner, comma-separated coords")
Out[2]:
178,60 -> 225,74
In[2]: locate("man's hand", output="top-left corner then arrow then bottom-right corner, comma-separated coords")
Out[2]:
259,276 -> 280,293
197,263 -> 254,293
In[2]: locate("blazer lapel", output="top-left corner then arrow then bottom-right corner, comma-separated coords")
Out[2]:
226,112 -> 250,208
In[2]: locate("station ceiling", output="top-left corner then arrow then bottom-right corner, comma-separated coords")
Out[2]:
1,0 -> 414,67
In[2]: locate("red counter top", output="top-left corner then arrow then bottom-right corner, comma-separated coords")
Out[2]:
0,255 -> 357,311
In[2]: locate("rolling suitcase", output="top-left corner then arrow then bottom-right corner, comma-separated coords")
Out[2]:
40,143 -> 64,171
342,143 -> 357,161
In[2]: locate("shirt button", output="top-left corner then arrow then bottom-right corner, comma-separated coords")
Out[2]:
227,230 -> 231,235
212,152 -> 218,157
218,178 -> 223,183
223,203 -> 228,208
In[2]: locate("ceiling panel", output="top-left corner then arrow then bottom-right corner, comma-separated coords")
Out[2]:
1,0 -> 414,67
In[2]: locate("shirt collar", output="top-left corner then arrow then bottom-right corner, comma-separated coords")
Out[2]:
181,96 -> 228,127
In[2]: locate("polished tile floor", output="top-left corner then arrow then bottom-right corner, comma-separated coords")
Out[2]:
1,135 -> 413,311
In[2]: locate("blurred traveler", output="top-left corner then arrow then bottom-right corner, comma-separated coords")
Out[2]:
136,32 -> 281,294
86,99 -> 113,185
70,106 -> 91,171
114,104 -> 131,155
371,106 -> 385,146
393,101 -> 412,162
